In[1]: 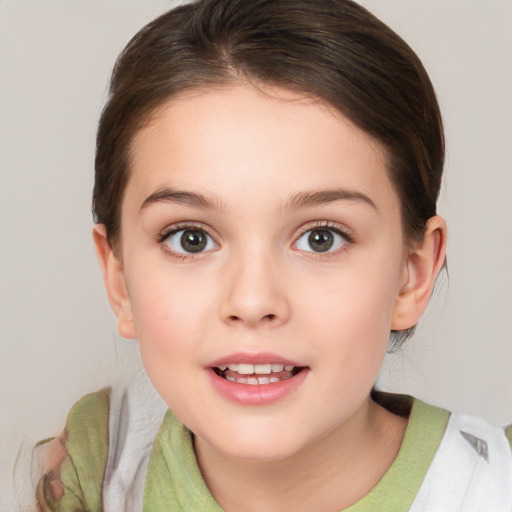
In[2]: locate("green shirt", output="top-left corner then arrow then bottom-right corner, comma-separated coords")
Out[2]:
36,389 -> 508,511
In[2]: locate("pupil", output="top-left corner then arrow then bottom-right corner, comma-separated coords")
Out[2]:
181,230 -> 207,253
308,230 -> 333,252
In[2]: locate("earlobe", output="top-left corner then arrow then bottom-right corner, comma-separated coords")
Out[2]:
92,225 -> 137,340
391,215 -> 447,331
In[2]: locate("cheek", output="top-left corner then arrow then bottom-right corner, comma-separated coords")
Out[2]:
126,268 -> 215,406
127,264 -> 216,349
303,262 -> 401,331
297,257 -> 403,370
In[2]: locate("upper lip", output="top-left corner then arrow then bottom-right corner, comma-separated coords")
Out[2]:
206,351 -> 304,368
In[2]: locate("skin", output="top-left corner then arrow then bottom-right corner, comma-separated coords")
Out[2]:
94,83 -> 446,511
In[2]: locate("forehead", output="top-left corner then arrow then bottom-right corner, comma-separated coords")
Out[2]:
125,84 -> 397,213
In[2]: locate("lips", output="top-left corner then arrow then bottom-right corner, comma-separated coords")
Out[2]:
207,355 -> 308,405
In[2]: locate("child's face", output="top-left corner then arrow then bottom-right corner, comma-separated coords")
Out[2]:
114,84 -> 411,461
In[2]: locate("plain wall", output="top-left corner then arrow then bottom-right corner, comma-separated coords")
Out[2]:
1,1 -> 511,509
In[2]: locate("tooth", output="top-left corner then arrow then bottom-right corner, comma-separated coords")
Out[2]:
254,364 -> 271,374
247,377 -> 259,385
237,377 -> 247,384
222,362 -> 296,377
237,364 -> 255,375
270,377 -> 280,383
226,375 -> 235,382
258,377 -> 270,384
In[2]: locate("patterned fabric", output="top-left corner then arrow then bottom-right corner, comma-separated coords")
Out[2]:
36,389 -> 109,512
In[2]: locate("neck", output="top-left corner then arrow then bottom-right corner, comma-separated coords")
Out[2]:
194,396 -> 408,512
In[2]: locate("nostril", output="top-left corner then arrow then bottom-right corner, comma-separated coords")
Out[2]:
227,313 -> 276,323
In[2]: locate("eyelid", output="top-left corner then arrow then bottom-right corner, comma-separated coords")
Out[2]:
157,221 -> 219,258
157,221 -> 216,242
293,221 -> 353,254
295,221 -> 353,242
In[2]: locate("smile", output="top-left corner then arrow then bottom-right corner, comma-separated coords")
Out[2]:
207,353 -> 309,405
213,363 -> 303,385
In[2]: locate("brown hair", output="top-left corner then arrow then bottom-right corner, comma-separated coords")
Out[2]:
93,0 -> 445,344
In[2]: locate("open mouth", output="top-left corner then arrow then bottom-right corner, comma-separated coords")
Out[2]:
212,363 -> 305,385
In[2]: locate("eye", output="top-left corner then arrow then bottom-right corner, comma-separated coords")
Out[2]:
295,227 -> 348,253
164,228 -> 217,254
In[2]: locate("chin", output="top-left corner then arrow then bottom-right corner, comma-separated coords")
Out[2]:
196,422 -> 311,464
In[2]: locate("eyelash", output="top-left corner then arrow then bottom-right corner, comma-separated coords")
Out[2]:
156,221 -> 354,259
157,222 -> 217,260
294,221 -> 354,255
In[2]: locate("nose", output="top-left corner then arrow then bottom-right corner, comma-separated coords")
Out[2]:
218,250 -> 291,328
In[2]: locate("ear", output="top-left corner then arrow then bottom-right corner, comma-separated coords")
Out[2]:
391,215 -> 447,330
92,225 -> 136,339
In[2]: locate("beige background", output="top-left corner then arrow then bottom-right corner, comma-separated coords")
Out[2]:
1,1 -> 511,509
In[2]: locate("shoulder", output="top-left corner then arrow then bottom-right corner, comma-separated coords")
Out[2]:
35,370 -> 169,512
372,393 -> 512,511
399,394 -> 512,463
35,388 -> 110,512
63,387 -> 111,477
35,372 -> 168,512
65,387 -> 111,445
410,400 -> 512,511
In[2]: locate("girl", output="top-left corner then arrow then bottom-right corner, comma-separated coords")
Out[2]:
34,0 -> 512,510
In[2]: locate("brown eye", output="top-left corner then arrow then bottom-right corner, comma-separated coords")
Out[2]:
181,230 -> 207,252
308,230 -> 334,252
295,227 -> 348,253
164,228 -> 216,254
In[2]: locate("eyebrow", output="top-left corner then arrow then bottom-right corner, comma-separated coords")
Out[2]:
283,189 -> 378,213
140,186 -> 377,214
140,187 -> 230,213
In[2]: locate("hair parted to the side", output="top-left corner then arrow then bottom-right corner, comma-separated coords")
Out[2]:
93,0 -> 445,346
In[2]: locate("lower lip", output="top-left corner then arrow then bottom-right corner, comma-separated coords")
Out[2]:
207,368 -> 309,406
